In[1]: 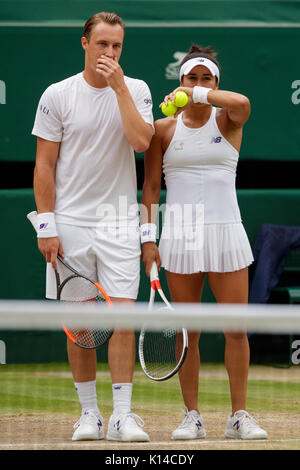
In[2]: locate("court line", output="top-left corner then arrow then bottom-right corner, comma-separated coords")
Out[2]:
1,438 -> 300,449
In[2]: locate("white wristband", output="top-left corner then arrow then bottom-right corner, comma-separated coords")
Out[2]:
140,223 -> 157,244
192,86 -> 212,104
37,212 -> 58,238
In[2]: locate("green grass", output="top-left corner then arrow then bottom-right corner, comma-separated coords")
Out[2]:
1,362 -> 300,417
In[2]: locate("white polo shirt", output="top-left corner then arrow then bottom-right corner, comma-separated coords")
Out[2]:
32,72 -> 154,226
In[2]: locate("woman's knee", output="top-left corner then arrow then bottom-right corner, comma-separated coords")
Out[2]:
177,331 -> 200,348
224,331 -> 248,343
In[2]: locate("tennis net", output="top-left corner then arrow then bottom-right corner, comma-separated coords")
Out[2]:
0,300 -> 300,451
1,300 -> 300,332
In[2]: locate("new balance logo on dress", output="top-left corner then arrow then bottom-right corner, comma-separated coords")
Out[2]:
210,136 -> 222,143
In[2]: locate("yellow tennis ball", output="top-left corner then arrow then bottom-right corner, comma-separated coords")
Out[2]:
161,101 -> 178,117
174,91 -> 188,108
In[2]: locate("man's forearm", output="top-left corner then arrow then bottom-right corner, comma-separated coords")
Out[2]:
33,162 -> 56,213
116,86 -> 152,153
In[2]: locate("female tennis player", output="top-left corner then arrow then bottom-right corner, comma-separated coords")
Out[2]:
141,44 -> 268,440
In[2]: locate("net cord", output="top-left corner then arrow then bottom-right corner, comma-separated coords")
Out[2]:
0,301 -> 300,333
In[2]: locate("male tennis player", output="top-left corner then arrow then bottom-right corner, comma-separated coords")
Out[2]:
32,12 -> 153,441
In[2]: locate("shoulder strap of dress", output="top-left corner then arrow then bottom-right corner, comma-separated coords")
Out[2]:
211,106 -> 217,123
177,111 -> 183,124
170,111 -> 184,138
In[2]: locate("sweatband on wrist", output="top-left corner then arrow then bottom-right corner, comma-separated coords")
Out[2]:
140,223 -> 157,244
37,212 -> 58,238
192,86 -> 212,104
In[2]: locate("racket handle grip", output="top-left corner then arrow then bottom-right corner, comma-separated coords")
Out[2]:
150,261 -> 159,282
27,211 -> 38,233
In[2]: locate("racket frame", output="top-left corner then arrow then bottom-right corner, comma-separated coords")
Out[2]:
139,261 -> 188,381
27,210 -> 113,349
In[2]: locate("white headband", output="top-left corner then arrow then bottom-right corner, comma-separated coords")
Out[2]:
179,57 -> 220,82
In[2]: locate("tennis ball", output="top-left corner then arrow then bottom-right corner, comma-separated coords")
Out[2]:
161,101 -> 178,117
174,91 -> 189,108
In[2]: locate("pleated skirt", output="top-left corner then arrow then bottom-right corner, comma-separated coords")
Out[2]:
158,222 -> 254,274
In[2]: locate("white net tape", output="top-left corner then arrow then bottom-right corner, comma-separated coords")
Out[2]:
0,300 -> 300,333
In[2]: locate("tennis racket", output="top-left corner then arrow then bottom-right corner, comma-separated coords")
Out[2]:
138,261 -> 188,381
27,210 -> 113,350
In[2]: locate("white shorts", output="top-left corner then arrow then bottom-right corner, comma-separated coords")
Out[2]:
46,223 -> 141,300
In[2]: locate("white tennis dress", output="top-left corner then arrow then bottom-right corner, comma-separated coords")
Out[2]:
159,108 -> 254,274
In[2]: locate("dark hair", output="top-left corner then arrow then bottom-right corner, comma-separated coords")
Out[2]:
83,12 -> 126,41
180,44 -> 220,82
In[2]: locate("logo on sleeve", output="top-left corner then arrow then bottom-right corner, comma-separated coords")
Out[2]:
39,104 -> 49,115
144,98 -> 152,105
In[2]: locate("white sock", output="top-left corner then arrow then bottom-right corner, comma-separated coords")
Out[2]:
112,383 -> 132,415
74,380 -> 99,415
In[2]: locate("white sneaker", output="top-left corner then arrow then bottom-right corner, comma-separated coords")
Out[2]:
72,410 -> 104,441
106,412 -> 150,442
172,407 -> 206,440
225,410 -> 268,440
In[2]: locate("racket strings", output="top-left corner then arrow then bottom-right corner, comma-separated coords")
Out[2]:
67,322 -> 112,349
141,330 -> 183,379
58,274 -> 112,349
57,263 -> 104,302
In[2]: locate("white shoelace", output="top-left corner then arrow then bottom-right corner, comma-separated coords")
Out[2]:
117,412 -> 145,429
74,410 -> 101,429
233,411 -> 260,431
178,407 -> 201,429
